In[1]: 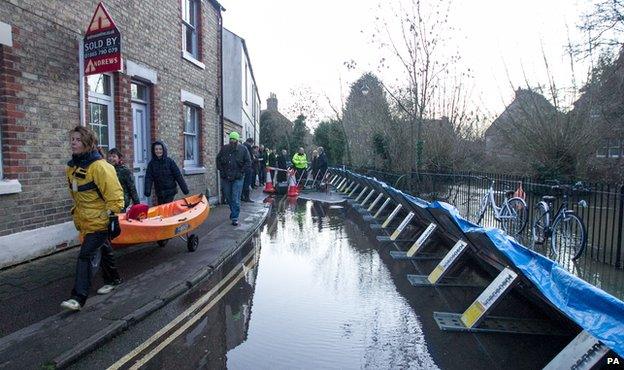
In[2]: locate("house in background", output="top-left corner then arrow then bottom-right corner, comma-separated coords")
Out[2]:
259,93 -> 294,152
484,88 -> 558,164
572,48 -> 624,163
222,28 -> 260,144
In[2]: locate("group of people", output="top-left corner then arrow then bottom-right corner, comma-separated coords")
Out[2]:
61,125 -> 329,312
61,126 -> 190,311
217,132 -> 330,228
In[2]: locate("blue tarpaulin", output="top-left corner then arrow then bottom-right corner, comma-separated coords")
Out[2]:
337,168 -> 624,356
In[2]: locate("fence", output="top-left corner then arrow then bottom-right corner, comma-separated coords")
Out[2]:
344,166 -> 624,298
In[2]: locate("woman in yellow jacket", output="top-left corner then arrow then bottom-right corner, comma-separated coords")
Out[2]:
61,126 -> 125,311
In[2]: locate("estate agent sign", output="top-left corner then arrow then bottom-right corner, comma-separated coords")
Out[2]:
83,2 -> 122,75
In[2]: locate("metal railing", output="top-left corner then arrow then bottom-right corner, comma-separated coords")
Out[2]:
341,166 -> 624,299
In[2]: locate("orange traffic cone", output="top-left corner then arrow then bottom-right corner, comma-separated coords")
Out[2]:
287,169 -> 300,197
263,167 -> 275,193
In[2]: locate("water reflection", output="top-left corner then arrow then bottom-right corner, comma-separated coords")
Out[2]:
225,199 -> 437,369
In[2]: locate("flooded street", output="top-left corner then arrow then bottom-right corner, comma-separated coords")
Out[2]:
82,197 -> 571,370
226,200 -> 437,369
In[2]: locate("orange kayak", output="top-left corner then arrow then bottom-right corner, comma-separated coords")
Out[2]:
112,194 -> 209,246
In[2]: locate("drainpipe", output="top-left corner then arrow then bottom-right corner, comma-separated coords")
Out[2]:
217,9 -> 224,204
78,36 -> 86,126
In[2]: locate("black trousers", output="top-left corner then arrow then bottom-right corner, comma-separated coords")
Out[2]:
71,231 -> 120,305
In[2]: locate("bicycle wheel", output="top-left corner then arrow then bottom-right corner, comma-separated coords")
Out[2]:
474,195 -> 488,225
500,198 -> 528,236
531,203 -> 549,250
550,212 -> 586,260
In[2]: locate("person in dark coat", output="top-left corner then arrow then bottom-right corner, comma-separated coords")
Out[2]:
276,149 -> 289,183
310,149 -> 319,182
217,131 -> 251,226
251,145 -> 260,189
107,148 -> 140,209
242,138 -> 255,202
317,146 -> 329,182
267,148 -> 277,182
257,145 -> 266,186
144,141 -> 189,205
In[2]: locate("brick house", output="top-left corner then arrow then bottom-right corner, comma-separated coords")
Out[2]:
571,48 -> 624,182
0,0 -> 224,268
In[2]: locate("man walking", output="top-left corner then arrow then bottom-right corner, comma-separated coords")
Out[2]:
317,146 -> 329,183
257,145 -> 266,186
217,132 -> 251,226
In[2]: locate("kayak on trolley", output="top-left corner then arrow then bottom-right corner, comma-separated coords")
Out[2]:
111,193 -> 209,252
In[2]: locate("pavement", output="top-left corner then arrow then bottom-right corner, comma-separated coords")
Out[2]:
0,189 -> 271,369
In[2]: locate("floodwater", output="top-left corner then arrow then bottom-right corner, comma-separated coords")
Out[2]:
225,199 -> 437,369
140,197 -> 572,370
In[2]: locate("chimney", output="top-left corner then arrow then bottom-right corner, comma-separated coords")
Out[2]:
267,93 -> 278,111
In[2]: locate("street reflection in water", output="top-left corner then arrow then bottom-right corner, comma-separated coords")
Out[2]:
223,199 -> 437,369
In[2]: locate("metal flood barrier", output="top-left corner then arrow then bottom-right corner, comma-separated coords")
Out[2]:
328,167 -> 624,368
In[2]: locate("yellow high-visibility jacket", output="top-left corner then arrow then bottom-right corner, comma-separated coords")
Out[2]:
66,151 -> 124,236
292,153 -> 308,169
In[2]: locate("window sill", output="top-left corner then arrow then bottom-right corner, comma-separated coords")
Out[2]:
181,51 -> 205,69
183,166 -> 206,175
0,179 -> 22,195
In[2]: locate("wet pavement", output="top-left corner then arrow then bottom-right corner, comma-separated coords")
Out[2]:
68,196 -> 582,369
0,193 -> 270,369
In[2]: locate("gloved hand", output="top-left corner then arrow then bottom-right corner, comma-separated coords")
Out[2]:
108,213 -> 121,240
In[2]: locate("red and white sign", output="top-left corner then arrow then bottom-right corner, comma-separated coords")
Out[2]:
83,2 -> 122,76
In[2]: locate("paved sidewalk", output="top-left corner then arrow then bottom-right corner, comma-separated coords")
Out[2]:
0,191 -> 271,369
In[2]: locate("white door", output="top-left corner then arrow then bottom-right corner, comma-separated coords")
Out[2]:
132,102 -> 150,204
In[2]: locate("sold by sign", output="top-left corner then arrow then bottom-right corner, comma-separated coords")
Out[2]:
83,2 -> 121,75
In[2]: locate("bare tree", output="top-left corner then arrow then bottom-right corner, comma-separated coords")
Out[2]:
574,0 -> 624,58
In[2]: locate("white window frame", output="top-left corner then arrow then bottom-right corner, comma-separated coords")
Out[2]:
180,89 -> 206,174
183,104 -> 199,167
244,62 -> 248,105
87,73 -> 115,150
608,139 -> 622,158
181,0 -> 205,69
0,20 -> 22,194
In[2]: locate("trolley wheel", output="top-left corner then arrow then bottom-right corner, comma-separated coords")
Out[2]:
157,239 -> 169,248
187,234 -> 199,252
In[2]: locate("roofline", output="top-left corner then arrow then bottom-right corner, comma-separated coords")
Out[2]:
224,27 -> 261,102
207,0 -> 225,11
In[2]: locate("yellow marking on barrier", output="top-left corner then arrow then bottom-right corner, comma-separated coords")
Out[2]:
382,204 -> 402,229
368,194 -> 384,212
349,184 -> 360,197
427,266 -> 445,284
461,301 -> 486,328
426,240 -> 467,284
355,187 -> 369,202
406,223 -> 437,257
374,198 -> 391,219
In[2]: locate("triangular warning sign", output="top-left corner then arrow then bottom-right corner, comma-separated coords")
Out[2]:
86,2 -> 116,34
85,59 -> 96,74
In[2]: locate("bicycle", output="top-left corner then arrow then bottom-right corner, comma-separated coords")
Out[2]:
474,178 -> 528,236
531,183 -> 588,260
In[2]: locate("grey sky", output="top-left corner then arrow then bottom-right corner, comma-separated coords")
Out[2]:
220,0 -> 594,127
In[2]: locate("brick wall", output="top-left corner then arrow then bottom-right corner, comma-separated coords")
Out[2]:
0,0 -> 223,236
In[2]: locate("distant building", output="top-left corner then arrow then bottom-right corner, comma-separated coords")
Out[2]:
222,28 -> 260,144
572,48 -> 624,160
484,88 -> 558,162
259,93 -> 294,152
